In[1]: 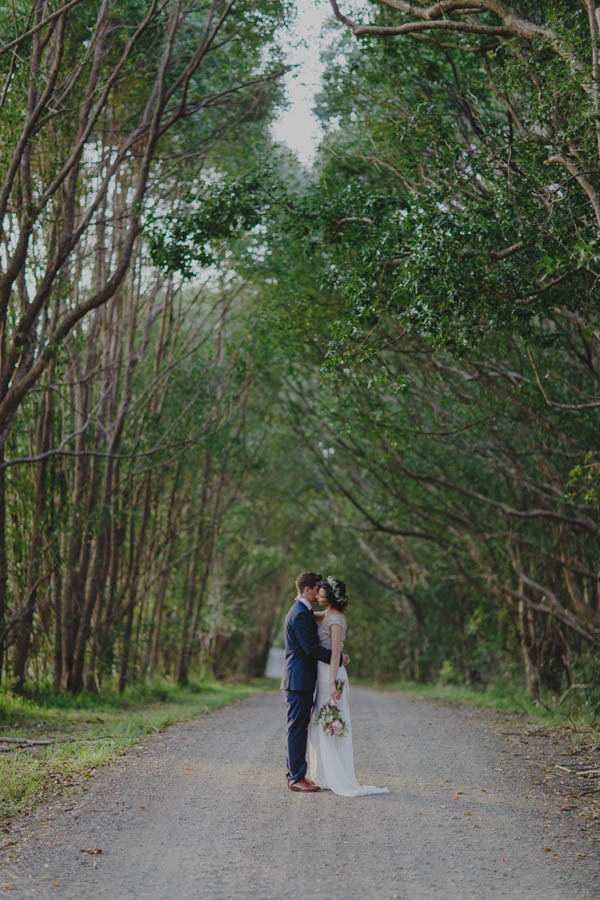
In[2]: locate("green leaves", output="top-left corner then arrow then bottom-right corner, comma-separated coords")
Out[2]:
148,173 -> 272,277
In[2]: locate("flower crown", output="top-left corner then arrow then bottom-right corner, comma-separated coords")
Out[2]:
326,575 -> 342,600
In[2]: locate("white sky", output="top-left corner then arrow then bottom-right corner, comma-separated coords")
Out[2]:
270,0 -> 334,165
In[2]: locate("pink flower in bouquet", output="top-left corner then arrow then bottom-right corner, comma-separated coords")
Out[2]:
314,701 -> 348,738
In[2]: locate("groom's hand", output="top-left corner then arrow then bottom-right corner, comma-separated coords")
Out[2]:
342,654 -> 350,667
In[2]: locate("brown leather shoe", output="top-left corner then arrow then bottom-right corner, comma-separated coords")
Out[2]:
288,778 -> 319,792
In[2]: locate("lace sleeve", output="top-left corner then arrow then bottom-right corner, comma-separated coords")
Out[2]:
327,613 -> 347,639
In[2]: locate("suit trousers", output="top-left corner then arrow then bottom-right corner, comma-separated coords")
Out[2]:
285,689 -> 314,783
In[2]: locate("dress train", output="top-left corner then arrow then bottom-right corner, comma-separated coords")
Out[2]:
307,662 -> 389,797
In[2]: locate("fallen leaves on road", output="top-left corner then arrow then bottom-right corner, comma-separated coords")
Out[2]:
491,715 -> 599,844
0,841 -> 17,853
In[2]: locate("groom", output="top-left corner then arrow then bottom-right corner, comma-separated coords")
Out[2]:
280,571 -> 347,793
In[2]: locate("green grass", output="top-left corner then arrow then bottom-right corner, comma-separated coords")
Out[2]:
0,678 -> 275,826
373,679 -> 600,736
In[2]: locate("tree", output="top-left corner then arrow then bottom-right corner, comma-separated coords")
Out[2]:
0,0 -> 290,688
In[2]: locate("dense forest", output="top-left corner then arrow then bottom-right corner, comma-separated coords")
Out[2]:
0,1 -> 598,705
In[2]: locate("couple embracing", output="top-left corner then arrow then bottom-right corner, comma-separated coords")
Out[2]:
280,571 -> 388,797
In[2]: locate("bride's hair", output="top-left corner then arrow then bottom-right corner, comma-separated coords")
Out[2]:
320,577 -> 349,613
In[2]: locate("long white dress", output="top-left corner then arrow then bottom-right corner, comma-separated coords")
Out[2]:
307,612 -> 389,797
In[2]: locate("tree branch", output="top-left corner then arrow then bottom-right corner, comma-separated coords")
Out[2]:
328,0 -> 561,46
527,348 -> 600,410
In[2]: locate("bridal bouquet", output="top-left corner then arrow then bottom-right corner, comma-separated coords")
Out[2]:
314,702 -> 348,738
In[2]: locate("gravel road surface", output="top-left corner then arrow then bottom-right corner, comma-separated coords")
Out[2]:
1,687 -> 597,899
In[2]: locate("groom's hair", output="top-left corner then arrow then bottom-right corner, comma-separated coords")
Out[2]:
295,571 -> 322,593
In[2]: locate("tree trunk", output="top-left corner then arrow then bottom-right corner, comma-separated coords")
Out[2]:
12,372 -> 54,690
0,444 -> 7,683
517,589 -> 541,700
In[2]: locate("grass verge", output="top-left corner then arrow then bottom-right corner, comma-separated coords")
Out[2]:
374,680 -> 599,733
0,678 -> 275,827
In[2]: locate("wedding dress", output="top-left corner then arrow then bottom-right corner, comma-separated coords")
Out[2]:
307,612 -> 389,797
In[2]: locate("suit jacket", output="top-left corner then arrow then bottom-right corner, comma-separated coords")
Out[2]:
280,599 -> 332,692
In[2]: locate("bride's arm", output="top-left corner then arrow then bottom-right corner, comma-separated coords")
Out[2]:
329,623 -> 342,701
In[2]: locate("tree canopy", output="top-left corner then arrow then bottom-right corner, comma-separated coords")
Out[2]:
0,1 -> 598,711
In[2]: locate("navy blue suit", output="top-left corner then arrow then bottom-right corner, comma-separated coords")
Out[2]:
280,599 -> 332,784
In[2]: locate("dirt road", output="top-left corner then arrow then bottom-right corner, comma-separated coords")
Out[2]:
1,688 -> 597,899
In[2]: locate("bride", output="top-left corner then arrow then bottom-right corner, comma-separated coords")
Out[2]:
307,577 -> 388,797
